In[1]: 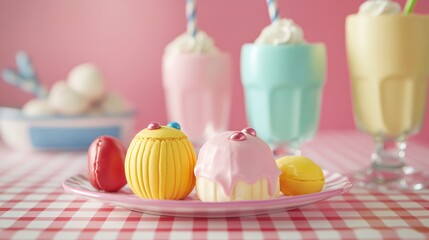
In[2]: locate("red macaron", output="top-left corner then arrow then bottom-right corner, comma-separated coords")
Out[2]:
87,136 -> 127,192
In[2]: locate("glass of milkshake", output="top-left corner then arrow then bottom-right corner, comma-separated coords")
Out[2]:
241,19 -> 327,156
346,0 -> 429,190
162,32 -> 232,147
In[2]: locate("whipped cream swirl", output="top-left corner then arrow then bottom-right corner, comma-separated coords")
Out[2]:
255,18 -> 305,45
164,31 -> 219,56
358,0 -> 401,16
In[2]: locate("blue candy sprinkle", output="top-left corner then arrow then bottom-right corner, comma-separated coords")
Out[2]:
167,122 -> 181,130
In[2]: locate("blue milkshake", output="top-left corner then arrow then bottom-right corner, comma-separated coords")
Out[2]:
240,19 -> 327,155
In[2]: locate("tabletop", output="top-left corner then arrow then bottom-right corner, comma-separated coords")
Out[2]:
1,131 -> 428,240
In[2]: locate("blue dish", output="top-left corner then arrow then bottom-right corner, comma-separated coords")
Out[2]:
0,107 -> 135,151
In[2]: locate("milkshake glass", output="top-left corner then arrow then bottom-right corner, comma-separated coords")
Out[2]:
241,44 -> 326,155
162,53 -> 231,146
346,14 -> 429,190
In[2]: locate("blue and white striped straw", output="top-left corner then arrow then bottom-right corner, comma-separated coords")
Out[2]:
266,0 -> 279,23
186,0 -> 197,37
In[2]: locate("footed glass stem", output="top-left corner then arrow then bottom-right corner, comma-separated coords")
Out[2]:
272,143 -> 302,158
352,138 -> 429,191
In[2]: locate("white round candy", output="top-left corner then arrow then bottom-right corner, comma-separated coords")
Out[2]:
67,63 -> 105,102
98,93 -> 128,114
48,81 -> 91,116
22,98 -> 55,117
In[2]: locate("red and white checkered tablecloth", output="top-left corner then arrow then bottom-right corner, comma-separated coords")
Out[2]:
1,131 -> 428,240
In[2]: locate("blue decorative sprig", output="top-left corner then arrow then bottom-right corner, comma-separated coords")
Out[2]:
1,51 -> 48,98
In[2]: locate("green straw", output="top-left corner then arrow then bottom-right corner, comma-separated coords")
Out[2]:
403,0 -> 417,14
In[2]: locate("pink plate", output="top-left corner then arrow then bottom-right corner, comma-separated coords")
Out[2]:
63,170 -> 352,218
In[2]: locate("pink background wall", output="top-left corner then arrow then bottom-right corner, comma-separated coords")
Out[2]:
0,0 -> 428,143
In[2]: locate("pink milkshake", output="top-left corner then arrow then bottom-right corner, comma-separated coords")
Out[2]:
162,32 -> 232,145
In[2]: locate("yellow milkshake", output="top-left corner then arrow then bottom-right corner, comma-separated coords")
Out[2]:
346,15 -> 429,139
